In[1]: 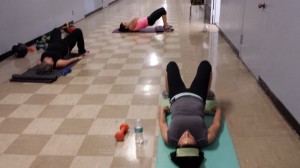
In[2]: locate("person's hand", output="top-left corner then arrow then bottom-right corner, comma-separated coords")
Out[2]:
204,100 -> 221,115
161,106 -> 170,115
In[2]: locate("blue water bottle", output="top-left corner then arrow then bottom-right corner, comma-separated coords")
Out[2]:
61,67 -> 72,76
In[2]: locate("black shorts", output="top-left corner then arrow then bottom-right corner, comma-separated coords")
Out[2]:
147,7 -> 167,26
166,61 -> 211,105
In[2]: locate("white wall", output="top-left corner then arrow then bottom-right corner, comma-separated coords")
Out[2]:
214,0 -> 221,25
83,0 -> 117,15
260,0 -> 300,123
219,0 -> 300,124
84,0 -> 103,15
1,0 -> 51,53
0,0 -> 107,56
0,0 -> 85,55
218,0 -> 245,51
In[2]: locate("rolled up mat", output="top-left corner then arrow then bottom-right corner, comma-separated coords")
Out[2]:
10,74 -> 57,83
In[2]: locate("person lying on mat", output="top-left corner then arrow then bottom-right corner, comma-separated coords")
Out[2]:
37,27 -> 88,73
159,61 -> 222,168
119,7 -> 173,32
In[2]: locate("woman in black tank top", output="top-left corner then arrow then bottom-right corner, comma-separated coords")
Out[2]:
37,27 -> 87,74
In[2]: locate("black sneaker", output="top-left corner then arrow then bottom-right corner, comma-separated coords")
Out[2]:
207,90 -> 216,100
162,90 -> 169,99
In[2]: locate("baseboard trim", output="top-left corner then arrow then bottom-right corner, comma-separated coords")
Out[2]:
85,7 -> 103,18
218,29 -> 239,57
0,37 -> 41,62
109,0 -> 119,6
258,77 -> 300,137
0,51 -> 12,62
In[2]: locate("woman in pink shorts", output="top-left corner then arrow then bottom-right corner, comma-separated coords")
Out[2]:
119,7 -> 173,32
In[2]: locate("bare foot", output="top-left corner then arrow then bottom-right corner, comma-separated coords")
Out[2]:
77,56 -> 84,60
81,50 -> 90,56
163,25 -> 173,29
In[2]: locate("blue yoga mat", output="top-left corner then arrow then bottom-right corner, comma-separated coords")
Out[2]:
156,100 -> 240,168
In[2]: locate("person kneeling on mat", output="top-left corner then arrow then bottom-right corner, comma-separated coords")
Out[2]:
37,27 -> 88,74
119,7 -> 173,32
159,61 -> 222,168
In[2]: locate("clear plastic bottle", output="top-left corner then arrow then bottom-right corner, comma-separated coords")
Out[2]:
134,119 -> 144,144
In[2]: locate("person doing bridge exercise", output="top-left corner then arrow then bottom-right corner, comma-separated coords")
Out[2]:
119,7 -> 173,32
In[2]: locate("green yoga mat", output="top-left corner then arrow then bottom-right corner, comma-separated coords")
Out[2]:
156,100 -> 240,168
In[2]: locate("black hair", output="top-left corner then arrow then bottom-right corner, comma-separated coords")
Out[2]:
119,23 -> 130,32
36,62 -> 53,75
170,145 -> 204,168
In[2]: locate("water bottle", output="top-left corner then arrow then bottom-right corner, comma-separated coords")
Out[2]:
61,67 -> 72,76
134,119 -> 144,144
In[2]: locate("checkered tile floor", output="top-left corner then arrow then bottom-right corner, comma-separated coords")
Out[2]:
0,0 -> 182,167
1,0 -> 300,168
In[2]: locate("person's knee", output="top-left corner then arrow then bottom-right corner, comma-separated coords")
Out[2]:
167,61 -> 177,67
50,28 -> 61,38
71,28 -> 83,36
167,61 -> 177,71
160,7 -> 167,15
200,60 -> 210,65
199,60 -> 212,71
75,28 -> 83,33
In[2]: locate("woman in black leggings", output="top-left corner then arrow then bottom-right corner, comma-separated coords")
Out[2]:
159,61 -> 222,167
38,27 -> 87,73
119,7 -> 173,32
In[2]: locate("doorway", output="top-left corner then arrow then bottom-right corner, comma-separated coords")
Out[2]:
205,0 -> 221,25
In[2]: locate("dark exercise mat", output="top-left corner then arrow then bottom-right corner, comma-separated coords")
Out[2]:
11,73 -> 58,83
10,65 -> 60,83
10,53 -> 80,83
112,26 -> 164,33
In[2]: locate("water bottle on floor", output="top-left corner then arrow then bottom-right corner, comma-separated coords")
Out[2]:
61,67 -> 72,76
134,119 -> 144,144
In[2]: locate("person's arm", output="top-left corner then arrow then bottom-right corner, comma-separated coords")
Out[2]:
55,56 -> 83,68
128,18 -> 139,31
207,107 -> 222,144
159,106 -> 170,144
39,52 -> 46,65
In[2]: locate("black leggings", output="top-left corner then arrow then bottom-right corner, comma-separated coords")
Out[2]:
49,28 -> 86,54
147,7 -> 167,26
166,61 -> 211,105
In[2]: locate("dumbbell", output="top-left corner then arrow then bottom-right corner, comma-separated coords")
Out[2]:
115,123 -> 129,141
